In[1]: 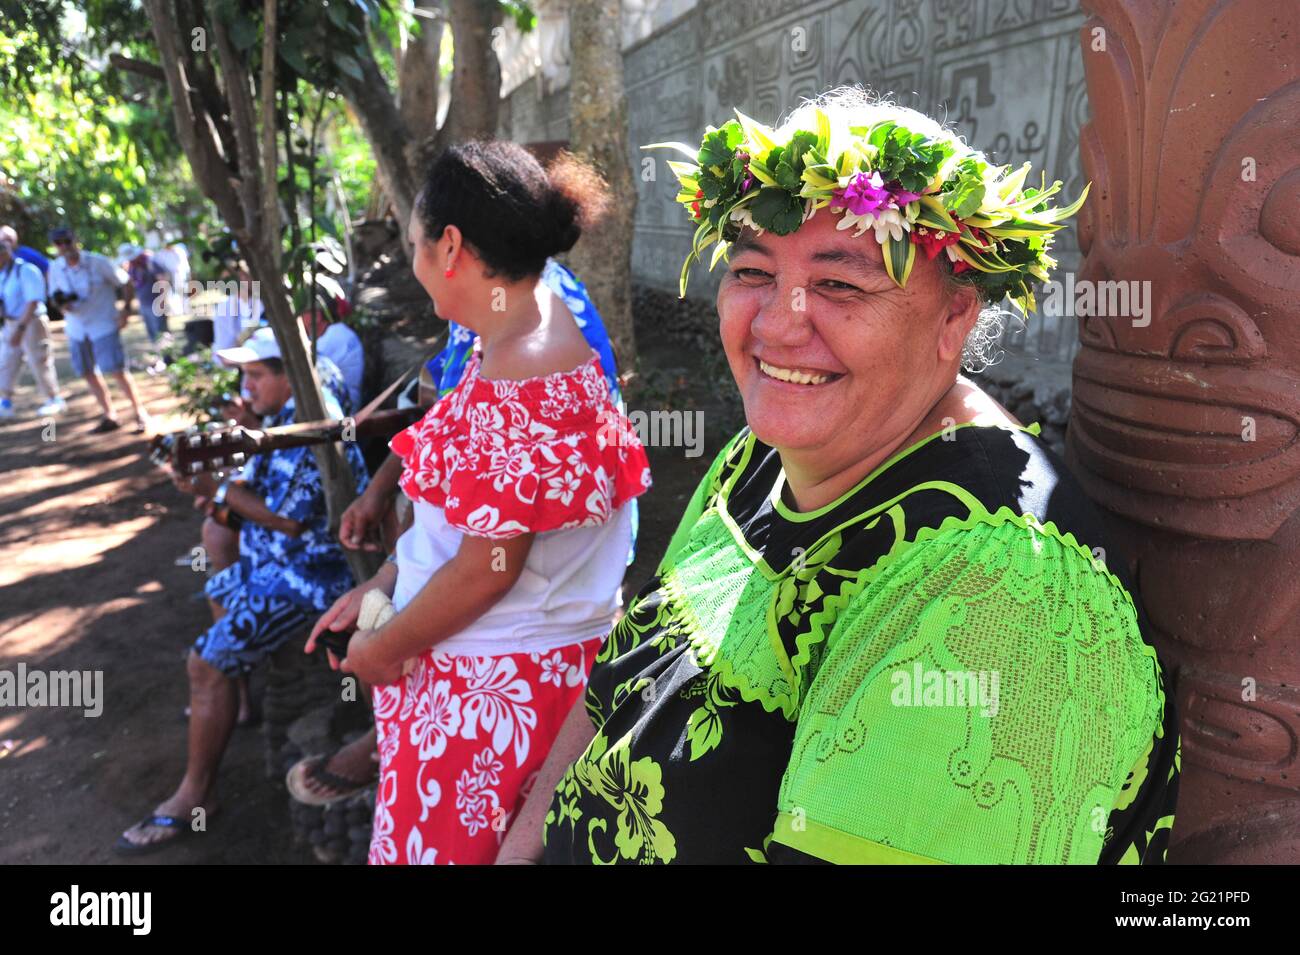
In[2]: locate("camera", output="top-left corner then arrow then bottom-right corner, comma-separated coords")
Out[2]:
50,289 -> 79,307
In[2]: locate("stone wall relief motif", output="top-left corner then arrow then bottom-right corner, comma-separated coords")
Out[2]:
830,0 -> 910,92
699,0 -> 809,49
935,0 -> 981,51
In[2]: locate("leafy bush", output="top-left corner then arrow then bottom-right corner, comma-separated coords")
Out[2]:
164,348 -> 240,421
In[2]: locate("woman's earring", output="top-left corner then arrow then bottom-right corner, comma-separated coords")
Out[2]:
444,266 -> 455,278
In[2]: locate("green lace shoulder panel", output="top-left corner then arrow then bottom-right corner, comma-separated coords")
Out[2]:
774,515 -> 1166,865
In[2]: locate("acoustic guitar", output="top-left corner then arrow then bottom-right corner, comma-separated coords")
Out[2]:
150,406 -> 423,476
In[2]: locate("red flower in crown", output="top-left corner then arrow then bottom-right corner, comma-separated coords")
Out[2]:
910,224 -> 962,260
691,189 -> 704,219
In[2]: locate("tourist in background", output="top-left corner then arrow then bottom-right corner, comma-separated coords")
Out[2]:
0,224 -> 50,277
119,242 -> 172,344
299,302 -> 364,410
0,235 -> 64,417
211,260 -> 264,356
47,226 -> 152,433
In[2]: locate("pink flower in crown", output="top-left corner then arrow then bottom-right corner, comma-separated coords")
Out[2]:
834,170 -> 922,215
736,151 -> 755,194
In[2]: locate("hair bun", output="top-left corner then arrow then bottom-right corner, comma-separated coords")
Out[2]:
544,152 -> 610,254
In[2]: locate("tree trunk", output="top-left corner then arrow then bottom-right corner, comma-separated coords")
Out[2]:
145,0 -> 380,584
399,0 -> 444,146
566,0 -> 638,370
336,49 -> 418,232
429,0 -> 503,156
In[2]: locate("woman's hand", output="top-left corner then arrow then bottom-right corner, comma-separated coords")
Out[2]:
339,627 -> 406,686
306,590 -> 363,655
304,563 -> 397,655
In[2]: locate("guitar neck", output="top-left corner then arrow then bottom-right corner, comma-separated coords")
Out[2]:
245,407 -> 423,454
165,406 -> 424,475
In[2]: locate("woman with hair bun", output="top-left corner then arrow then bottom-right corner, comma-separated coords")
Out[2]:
308,141 -> 651,865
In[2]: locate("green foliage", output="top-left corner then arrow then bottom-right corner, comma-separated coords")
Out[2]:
164,348 -> 242,420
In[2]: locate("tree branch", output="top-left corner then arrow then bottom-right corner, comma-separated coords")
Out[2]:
142,0 -> 245,231
336,41 -> 417,230
207,2 -> 262,236
108,53 -> 165,82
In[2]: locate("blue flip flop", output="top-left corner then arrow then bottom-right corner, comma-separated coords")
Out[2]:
113,814 -> 196,857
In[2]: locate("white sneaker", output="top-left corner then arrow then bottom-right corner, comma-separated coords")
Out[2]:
37,397 -> 68,416
0,399 -> 14,419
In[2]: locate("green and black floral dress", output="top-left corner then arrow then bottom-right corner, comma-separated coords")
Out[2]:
541,423 -> 1180,864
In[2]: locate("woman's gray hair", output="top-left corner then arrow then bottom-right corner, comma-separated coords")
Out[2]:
784,86 -> 1013,373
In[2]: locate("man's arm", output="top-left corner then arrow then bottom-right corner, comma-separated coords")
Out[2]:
175,472 -> 305,537
338,452 -> 404,550
101,257 -> 133,324
223,481 -> 304,536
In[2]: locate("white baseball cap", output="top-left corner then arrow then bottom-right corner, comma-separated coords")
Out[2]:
215,326 -> 280,366
118,243 -> 142,260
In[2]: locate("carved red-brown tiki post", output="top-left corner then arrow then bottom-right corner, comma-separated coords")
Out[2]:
1069,0 -> 1300,862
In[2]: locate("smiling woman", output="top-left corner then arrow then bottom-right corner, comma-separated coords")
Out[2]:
501,87 -> 1181,866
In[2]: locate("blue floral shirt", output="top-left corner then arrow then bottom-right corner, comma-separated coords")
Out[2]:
236,380 -> 370,611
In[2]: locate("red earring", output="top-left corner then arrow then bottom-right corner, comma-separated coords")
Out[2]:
444,266 -> 455,278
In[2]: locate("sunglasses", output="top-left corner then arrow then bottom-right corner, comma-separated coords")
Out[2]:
53,238 -> 74,246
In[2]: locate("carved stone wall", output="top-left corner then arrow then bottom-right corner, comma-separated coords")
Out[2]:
1070,0 -> 1300,864
500,0 -> 1093,363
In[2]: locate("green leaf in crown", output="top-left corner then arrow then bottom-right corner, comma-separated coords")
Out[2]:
644,98 -> 1089,317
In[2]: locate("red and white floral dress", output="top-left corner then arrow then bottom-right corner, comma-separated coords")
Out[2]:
370,345 -> 651,865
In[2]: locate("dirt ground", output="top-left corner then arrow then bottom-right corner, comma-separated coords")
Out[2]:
0,316 -> 732,864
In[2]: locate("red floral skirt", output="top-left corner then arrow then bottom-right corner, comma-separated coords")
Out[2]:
368,638 -> 601,865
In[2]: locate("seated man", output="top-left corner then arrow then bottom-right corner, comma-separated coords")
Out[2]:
116,327 -> 369,854
299,304 -> 364,411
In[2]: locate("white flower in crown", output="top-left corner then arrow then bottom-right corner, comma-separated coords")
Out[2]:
834,205 -> 912,243
729,205 -> 763,234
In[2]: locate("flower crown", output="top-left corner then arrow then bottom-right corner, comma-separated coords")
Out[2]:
646,106 -> 1089,315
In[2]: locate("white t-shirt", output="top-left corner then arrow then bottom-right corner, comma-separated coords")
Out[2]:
211,295 -> 264,354
0,259 -> 47,320
392,500 -> 633,656
48,252 -> 127,341
312,322 -> 364,408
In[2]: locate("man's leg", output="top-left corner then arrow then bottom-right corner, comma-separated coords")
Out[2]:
174,651 -> 240,807
117,653 -> 238,848
201,516 -> 240,574
108,370 -> 151,425
23,316 -> 61,404
83,369 -> 117,420
93,333 -> 149,426
68,337 -> 116,421
0,327 -> 23,406
119,578 -> 307,849
198,517 -> 252,723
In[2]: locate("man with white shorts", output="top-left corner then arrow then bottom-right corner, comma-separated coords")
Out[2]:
47,226 -> 152,433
